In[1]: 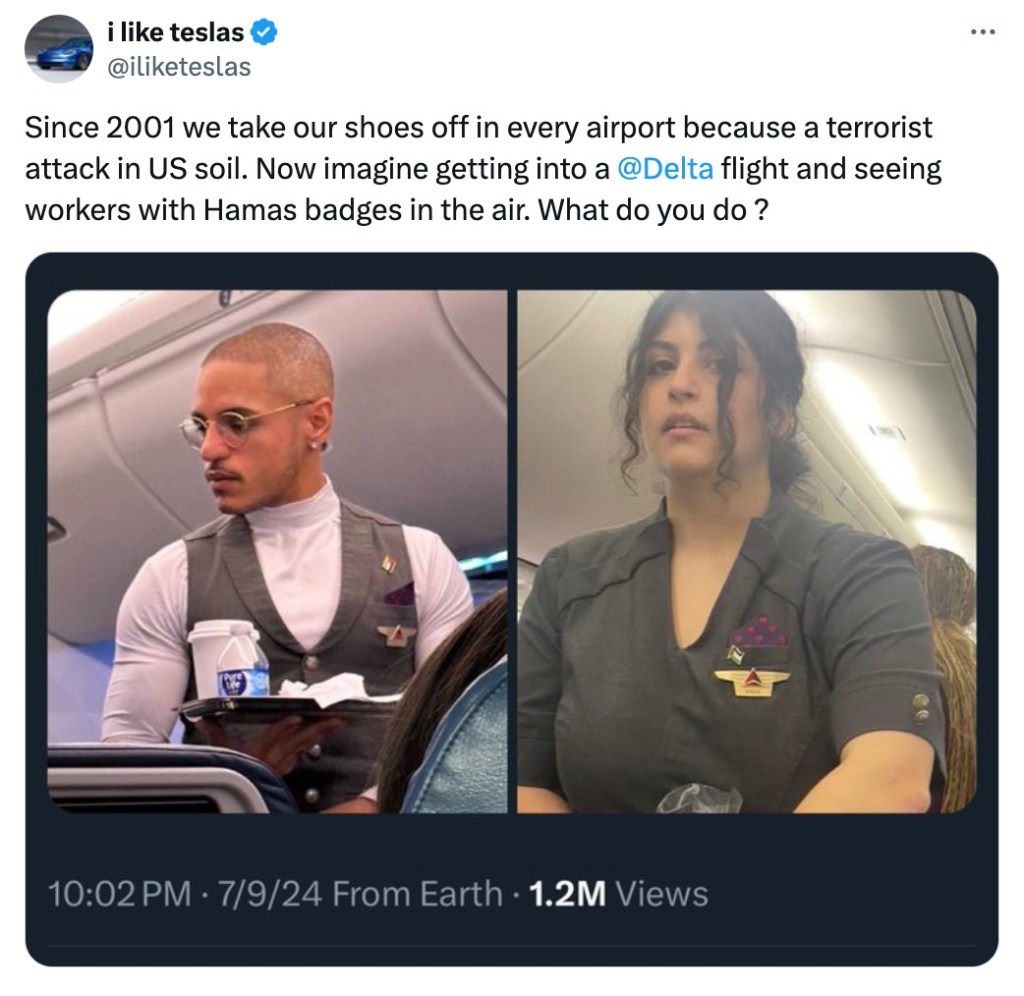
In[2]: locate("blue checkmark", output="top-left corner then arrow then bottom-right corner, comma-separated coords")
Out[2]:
250,18 -> 278,45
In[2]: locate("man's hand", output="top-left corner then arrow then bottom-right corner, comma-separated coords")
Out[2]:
193,715 -> 344,776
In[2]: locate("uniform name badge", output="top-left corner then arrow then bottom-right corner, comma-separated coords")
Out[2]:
716,644 -> 790,697
714,668 -> 791,697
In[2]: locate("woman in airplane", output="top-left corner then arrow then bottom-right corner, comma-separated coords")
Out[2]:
517,290 -> 946,813
371,590 -> 507,813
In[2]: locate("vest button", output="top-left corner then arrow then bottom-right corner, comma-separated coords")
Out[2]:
307,743 -> 322,760
304,787 -> 321,806
303,654 -> 320,671
913,709 -> 930,727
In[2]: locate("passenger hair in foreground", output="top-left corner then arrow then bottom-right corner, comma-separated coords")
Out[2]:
911,544 -> 976,813
374,591 -> 508,813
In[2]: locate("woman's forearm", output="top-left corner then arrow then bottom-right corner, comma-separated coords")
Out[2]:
517,786 -> 572,813
794,731 -> 934,813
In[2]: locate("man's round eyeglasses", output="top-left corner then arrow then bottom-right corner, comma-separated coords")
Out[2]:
179,401 -> 314,451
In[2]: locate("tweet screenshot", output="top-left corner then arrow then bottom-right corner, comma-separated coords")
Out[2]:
12,0 -> 1016,983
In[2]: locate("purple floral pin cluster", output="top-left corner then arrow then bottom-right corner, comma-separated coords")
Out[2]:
729,614 -> 788,648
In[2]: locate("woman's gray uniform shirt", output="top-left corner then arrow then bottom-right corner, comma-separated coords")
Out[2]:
517,493 -> 946,813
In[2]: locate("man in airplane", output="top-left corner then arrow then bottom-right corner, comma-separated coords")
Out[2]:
101,323 -> 475,812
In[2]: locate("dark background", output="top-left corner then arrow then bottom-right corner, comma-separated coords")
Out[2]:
27,252 -> 997,966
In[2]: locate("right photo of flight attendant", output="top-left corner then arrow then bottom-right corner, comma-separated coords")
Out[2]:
517,290 -> 946,813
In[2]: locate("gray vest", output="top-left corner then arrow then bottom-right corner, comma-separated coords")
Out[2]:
182,499 -> 417,811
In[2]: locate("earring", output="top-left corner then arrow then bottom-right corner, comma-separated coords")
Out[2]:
309,442 -> 320,451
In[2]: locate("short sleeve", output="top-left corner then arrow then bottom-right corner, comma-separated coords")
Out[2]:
517,547 -> 565,792
807,531 -> 946,775
404,526 -> 474,668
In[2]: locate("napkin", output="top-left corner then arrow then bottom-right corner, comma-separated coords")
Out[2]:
278,672 -> 403,709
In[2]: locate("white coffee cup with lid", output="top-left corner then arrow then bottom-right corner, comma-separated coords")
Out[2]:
187,619 -> 270,699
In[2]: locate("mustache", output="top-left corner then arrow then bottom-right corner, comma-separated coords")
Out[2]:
205,467 -> 240,481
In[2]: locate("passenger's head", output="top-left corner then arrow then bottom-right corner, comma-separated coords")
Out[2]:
911,545 -> 976,627
375,591 -> 508,813
910,545 -> 976,813
618,291 -> 808,494
185,324 -> 334,515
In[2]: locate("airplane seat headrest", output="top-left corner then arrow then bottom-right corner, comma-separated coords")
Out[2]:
400,658 -> 508,814
48,742 -> 299,813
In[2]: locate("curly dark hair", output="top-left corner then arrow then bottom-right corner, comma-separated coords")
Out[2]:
617,290 -> 809,493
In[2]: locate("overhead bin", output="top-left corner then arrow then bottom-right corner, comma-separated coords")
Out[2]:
48,378 -> 187,644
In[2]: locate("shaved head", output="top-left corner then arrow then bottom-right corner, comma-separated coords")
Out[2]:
203,323 -> 334,401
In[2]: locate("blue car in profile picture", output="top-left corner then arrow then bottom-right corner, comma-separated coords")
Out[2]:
37,37 -> 93,71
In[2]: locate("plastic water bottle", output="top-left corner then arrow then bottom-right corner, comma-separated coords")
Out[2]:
216,622 -> 271,697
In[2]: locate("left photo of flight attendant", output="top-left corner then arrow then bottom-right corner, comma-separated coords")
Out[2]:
47,290 -> 508,813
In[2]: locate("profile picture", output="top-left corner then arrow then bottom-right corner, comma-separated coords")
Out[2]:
26,15 -> 93,81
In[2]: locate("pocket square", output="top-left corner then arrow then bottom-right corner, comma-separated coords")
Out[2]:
383,581 -> 415,606
728,613 -> 788,648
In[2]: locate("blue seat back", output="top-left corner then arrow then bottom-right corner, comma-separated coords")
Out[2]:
48,742 -> 299,813
400,659 -> 508,813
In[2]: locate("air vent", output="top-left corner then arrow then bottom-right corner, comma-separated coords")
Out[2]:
868,424 -> 906,441
47,516 -> 68,543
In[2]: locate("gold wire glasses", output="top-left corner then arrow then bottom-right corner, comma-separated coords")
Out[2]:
178,401 -> 314,451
